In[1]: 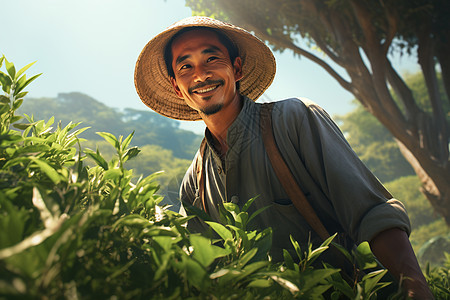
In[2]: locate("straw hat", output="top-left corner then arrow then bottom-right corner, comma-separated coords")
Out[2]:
134,16 -> 276,121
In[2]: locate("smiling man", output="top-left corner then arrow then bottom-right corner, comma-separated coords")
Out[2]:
135,17 -> 433,299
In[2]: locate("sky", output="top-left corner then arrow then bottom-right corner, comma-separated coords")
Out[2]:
1,0 -> 419,134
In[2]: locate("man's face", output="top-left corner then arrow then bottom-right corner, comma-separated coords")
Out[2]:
169,29 -> 243,116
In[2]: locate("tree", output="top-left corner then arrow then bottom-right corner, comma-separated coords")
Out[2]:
185,0 -> 450,224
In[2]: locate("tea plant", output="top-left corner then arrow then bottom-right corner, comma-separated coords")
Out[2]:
1,56 -> 447,299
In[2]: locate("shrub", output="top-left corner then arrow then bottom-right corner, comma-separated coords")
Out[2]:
1,56 -> 448,299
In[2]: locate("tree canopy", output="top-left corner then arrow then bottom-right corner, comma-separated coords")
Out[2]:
185,0 -> 450,224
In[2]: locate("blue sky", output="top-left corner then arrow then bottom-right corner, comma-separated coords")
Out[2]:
1,0 -> 419,134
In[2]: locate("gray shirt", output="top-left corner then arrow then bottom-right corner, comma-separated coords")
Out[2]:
180,97 -> 410,260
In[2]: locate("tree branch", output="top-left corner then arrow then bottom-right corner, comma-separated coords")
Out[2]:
265,32 -> 352,92
417,25 -> 449,162
386,60 -> 422,122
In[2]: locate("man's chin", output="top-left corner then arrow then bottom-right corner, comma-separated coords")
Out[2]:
200,104 -> 223,116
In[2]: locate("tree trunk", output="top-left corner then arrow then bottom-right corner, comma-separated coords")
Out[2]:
396,140 -> 450,225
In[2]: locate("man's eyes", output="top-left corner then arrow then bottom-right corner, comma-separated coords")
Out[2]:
178,56 -> 220,70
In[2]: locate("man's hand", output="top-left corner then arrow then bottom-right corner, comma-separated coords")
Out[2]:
369,227 -> 434,299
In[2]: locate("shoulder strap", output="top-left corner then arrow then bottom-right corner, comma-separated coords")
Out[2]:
195,104 -> 331,241
196,138 -> 208,213
260,103 -> 331,241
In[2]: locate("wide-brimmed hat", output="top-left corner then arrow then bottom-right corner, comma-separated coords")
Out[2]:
134,16 -> 276,121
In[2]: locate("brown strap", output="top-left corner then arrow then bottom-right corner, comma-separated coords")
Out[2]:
195,103 -> 330,241
196,138 -> 208,213
260,103 -> 331,241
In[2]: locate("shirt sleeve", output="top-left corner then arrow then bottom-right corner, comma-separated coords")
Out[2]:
179,153 -> 198,217
178,151 -> 211,233
280,98 -> 411,244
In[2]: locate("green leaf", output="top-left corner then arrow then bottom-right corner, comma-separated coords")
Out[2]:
183,255 -> 208,289
13,121 -> 38,130
290,235 -> 303,261
14,73 -> 42,95
301,268 -> 339,291
103,168 -> 122,181
206,221 -> 233,241
0,95 -> 9,104
241,196 -> 258,212
4,58 -> 15,79
239,247 -> 258,266
223,202 -> 240,214
153,236 -> 178,251
190,235 -> 230,267
251,228 -> 273,261
283,249 -> 295,270
15,91 -> 28,99
31,158 -> 61,184
247,204 -> 271,225
122,146 -> 140,162
308,246 -> 329,266
84,148 -> 109,170
10,115 -> 22,123
97,132 -> 119,149
182,200 -> 213,222
354,241 -> 378,270
235,211 -> 249,229
122,131 -> 134,150
15,73 -> 27,94
247,279 -> 273,288
362,269 -> 389,295
15,61 -> 36,80
17,144 -> 51,154
331,241 -> 353,263
0,71 -> 12,92
12,98 -> 23,110
243,261 -> 269,274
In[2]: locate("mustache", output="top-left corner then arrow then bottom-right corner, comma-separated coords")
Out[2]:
188,79 -> 224,94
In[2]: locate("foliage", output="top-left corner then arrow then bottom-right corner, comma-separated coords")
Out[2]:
18,92 -> 202,160
185,0 -> 450,224
424,253 -> 450,299
336,102 -> 415,183
410,219 -> 449,255
81,139 -> 190,211
18,93 -> 198,205
5,57 -> 445,299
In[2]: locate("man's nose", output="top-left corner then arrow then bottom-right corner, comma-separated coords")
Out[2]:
193,64 -> 211,82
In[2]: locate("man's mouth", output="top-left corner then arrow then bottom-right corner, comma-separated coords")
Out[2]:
194,85 -> 220,94
189,80 -> 224,95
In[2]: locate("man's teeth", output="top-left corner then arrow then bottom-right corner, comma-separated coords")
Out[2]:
196,85 -> 217,93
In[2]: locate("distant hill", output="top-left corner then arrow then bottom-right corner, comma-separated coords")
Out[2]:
19,92 -> 202,160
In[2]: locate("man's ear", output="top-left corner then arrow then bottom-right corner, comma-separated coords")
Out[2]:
170,77 -> 184,98
233,57 -> 243,82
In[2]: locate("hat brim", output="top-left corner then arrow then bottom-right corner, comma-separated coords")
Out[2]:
134,16 -> 276,121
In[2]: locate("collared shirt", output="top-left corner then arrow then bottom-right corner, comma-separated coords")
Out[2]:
179,97 -> 411,260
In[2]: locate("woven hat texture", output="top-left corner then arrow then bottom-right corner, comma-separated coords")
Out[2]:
134,16 -> 276,121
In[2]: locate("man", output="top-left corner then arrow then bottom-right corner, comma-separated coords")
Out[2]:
135,17 -> 433,299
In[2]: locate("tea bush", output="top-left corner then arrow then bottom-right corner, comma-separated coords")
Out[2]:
1,57 -> 448,299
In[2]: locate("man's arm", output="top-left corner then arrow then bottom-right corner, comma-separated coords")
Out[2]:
370,228 -> 434,299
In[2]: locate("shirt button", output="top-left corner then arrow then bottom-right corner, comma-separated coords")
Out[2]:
217,167 -> 222,174
231,195 -> 239,204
